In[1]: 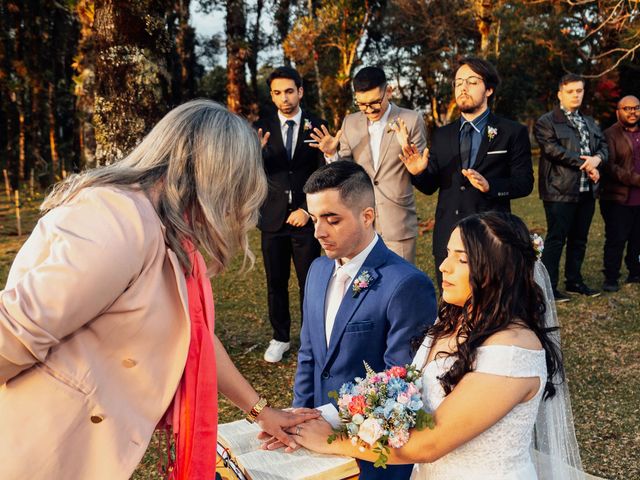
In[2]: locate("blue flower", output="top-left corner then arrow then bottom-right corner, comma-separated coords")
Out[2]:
339,382 -> 356,396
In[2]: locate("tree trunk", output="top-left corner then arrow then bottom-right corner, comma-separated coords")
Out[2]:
48,83 -> 60,179
474,0 -> 494,56
93,0 -> 171,165
226,0 -> 248,115
74,0 -> 97,169
172,0 -> 196,104
247,0 -> 263,122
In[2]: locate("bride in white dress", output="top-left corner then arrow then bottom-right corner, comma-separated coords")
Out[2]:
293,212 -> 602,479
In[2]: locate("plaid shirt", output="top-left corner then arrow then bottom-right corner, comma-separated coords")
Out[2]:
562,107 -> 591,193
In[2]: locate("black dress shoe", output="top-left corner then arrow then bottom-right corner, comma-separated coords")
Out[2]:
553,290 -> 571,303
566,283 -> 601,298
602,280 -> 619,292
626,275 -> 640,284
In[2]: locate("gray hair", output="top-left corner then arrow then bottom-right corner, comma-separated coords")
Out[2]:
41,99 -> 268,274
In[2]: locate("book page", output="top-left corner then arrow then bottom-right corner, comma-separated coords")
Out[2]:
217,420 -> 263,456
237,447 -> 358,480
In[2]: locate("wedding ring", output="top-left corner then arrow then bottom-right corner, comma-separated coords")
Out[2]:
295,425 -> 301,435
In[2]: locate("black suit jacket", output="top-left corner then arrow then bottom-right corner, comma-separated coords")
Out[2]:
413,112 -> 534,258
254,111 -> 328,232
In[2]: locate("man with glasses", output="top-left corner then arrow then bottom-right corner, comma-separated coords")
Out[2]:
254,67 -> 327,363
399,57 -> 533,288
310,66 -> 427,263
600,95 -> 640,291
534,74 -> 608,302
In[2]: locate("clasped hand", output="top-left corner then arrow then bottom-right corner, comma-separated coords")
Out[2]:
258,414 -> 335,454
255,407 -> 321,451
579,155 -> 601,183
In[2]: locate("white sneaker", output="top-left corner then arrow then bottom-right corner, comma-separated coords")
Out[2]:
263,339 -> 290,363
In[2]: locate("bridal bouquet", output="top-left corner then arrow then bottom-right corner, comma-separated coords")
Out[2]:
328,362 -> 434,468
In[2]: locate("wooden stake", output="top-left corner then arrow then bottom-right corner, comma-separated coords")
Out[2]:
15,190 -> 22,237
29,168 -> 35,197
3,169 -> 10,199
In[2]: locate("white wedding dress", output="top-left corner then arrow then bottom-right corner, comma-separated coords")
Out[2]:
410,340 -> 547,480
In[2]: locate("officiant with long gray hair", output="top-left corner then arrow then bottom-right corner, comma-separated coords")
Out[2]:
0,100 -> 317,480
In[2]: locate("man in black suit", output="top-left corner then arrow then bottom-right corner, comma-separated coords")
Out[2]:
255,67 -> 327,363
399,57 -> 534,288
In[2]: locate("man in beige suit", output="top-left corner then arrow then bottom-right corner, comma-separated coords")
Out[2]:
311,67 -> 427,262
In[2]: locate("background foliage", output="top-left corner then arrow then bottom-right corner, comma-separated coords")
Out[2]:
0,0 -> 638,187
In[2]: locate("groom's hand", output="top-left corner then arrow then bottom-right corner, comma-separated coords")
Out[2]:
256,407 -> 320,451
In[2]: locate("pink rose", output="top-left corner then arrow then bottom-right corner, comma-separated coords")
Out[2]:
338,394 -> 353,409
397,392 -> 411,405
357,418 -> 384,446
388,429 -> 410,448
407,383 -> 419,396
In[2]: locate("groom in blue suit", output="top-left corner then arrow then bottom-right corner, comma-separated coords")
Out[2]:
293,161 -> 437,479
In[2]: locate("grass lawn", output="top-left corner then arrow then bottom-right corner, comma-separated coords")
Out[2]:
1,173 -> 637,479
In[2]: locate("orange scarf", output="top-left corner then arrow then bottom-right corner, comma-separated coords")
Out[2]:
165,245 -> 218,479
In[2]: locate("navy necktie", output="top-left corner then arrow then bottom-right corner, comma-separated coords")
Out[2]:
285,120 -> 295,161
459,122 -> 474,169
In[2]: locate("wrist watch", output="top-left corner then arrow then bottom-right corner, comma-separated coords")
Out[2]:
245,397 -> 269,423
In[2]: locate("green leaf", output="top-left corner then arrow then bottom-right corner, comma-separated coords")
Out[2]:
415,409 -> 435,430
328,390 -> 339,401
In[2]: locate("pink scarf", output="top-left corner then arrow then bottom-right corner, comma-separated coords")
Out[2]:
164,245 -> 218,479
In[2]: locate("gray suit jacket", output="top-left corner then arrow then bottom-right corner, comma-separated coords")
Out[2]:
338,103 -> 427,241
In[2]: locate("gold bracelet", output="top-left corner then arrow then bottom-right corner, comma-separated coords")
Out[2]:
245,397 -> 269,424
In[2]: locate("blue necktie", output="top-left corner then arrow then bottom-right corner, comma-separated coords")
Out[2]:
285,120 -> 295,161
459,122 -> 473,169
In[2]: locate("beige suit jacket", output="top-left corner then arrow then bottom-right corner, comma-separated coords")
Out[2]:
338,103 -> 427,241
0,186 -> 190,479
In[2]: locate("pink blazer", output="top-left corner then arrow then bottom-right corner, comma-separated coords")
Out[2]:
0,186 -> 191,479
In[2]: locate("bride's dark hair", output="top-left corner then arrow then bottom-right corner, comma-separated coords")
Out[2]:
424,211 -> 563,400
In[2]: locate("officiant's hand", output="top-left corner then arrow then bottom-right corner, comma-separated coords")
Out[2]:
256,407 -> 320,451
257,407 -> 318,452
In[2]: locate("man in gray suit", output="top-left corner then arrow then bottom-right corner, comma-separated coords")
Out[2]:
311,67 -> 427,263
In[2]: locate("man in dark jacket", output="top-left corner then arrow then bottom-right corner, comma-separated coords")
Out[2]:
401,57 -> 534,288
254,67 -> 327,362
534,74 -> 608,302
600,95 -> 640,291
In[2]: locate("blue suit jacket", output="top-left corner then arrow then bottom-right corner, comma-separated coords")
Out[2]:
293,240 -> 437,480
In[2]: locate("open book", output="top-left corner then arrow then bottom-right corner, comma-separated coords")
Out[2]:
217,405 -> 359,480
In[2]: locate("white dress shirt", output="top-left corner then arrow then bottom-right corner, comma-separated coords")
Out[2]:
324,233 -> 379,345
325,106 -> 392,170
278,109 -> 302,154
367,105 -> 392,171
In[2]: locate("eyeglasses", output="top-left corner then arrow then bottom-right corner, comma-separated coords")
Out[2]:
453,76 -> 484,88
354,87 -> 387,111
618,105 -> 640,113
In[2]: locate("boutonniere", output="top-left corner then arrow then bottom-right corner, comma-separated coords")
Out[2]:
386,118 -> 400,134
303,118 -> 313,131
352,271 -> 373,297
531,233 -> 544,259
487,126 -> 498,141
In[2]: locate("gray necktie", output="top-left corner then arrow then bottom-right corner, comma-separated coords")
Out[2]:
285,120 -> 295,161
460,122 -> 473,169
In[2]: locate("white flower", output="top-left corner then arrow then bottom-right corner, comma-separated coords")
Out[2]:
352,414 -> 365,425
487,126 -> 498,141
357,418 -> 385,446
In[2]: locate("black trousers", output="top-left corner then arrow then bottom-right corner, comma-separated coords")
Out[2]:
542,194 -> 596,290
261,224 -> 320,342
600,200 -> 640,281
